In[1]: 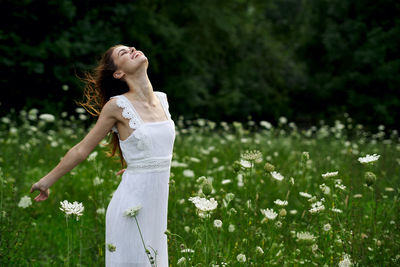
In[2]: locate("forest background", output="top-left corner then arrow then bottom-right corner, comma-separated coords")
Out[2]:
1,0 -> 399,131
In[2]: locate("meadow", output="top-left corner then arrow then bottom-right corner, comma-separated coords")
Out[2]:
0,109 -> 399,266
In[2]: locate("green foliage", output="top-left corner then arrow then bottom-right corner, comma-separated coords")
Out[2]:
0,0 -> 399,130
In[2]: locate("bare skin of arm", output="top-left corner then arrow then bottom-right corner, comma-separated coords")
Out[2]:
30,99 -> 119,202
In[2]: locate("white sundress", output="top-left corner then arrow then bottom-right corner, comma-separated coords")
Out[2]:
105,91 -> 176,267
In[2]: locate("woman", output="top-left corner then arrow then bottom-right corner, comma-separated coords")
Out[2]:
30,44 -> 176,266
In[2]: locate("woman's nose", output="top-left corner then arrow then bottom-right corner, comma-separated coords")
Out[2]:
130,47 -> 136,52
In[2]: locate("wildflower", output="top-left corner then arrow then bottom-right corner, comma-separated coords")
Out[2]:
87,151 -> 98,161
319,184 -> 331,195
358,154 -> 380,164
239,159 -> 252,168
228,224 -> 236,232
236,253 -> 246,262
18,196 -> 32,209
96,208 -> 105,215
289,209 -> 297,214
124,205 -> 142,218
322,171 -> 338,178
264,162 -> 275,172
260,121 -> 272,129
75,107 -> 85,114
274,199 -> 288,206
302,152 -> 310,162
221,179 -> 231,184
312,244 -> 318,254
270,171 -> 284,181
260,208 -> 278,220
338,253 -> 352,267
107,243 -> 116,252
353,194 -> 362,198
331,208 -> 343,213
213,219 -> 223,228
183,169 -> 195,177
59,200 -> 85,220
177,257 -> 186,265
181,248 -> 195,253
299,192 -> 312,198
309,201 -> 325,214
335,182 -> 346,190
93,176 -> 104,186
290,177 -> 295,185
275,221 -> 282,228
241,149 -> 262,162
39,113 -> 55,122
323,223 -> 331,231
256,246 -> 264,255
279,208 -> 287,217
364,172 -> 377,186
188,196 -> 218,212
279,117 -> 287,124
296,231 -> 316,242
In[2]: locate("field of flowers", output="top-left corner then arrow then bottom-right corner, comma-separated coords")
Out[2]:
0,109 -> 399,266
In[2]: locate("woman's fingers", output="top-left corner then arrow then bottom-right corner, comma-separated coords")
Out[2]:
116,169 -> 126,176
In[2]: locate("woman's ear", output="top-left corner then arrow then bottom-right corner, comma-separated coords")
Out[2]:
113,70 -> 124,80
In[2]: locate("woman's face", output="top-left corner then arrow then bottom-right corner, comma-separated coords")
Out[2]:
111,45 -> 148,80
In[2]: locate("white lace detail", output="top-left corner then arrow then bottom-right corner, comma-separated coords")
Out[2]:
110,95 -> 141,133
125,156 -> 172,174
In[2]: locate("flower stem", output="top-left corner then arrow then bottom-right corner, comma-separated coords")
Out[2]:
134,216 -> 155,266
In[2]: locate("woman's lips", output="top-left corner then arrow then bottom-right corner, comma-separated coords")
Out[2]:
131,51 -> 143,59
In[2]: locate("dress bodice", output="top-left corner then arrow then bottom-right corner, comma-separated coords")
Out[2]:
110,91 -> 176,174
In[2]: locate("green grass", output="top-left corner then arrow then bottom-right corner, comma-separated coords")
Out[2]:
0,111 -> 399,266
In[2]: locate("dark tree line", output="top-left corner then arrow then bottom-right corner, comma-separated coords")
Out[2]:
0,0 -> 399,130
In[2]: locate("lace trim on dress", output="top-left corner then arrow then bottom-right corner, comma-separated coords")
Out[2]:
110,95 -> 141,133
125,156 -> 172,174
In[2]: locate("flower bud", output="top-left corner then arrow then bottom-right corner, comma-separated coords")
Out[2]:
279,208 -> 287,217
264,162 -> 275,172
364,171 -> 377,186
302,152 -> 310,162
232,161 -> 242,172
202,181 -> 213,196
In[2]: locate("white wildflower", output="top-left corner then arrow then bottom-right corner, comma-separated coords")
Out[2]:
188,196 -> 218,212
309,201 -> 325,214
96,207 -> 105,215
237,253 -> 246,262
260,208 -> 278,220
228,224 -> 235,232
241,149 -> 262,161
59,200 -> 85,220
124,205 -> 142,217
358,154 -> 380,164
322,171 -> 338,178
39,113 -> 55,122
181,248 -> 195,253
274,199 -> 288,206
296,231 -> 316,242
87,151 -> 98,161
323,223 -> 331,232
331,208 -> 343,213
338,253 -> 352,267
177,257 -> 186,265
299,192 -> 312,198
270,171 -> 284,181
183,169 -> 195,177
256,246 -> 264,255
18,195 -> 32,209
93,176 -> 104,186
239,159 -> 252,168
213,219 -> 223,228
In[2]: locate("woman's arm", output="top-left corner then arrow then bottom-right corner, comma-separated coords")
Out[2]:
30,99 -> 118,202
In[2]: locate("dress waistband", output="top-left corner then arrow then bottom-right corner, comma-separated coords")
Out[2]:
125,155 -> 172,174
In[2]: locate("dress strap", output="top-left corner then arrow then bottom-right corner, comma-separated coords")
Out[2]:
155,91 -> 171,120
110,95 -> 143,133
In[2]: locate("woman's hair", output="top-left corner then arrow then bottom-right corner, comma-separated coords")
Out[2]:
77,44 -> 129,167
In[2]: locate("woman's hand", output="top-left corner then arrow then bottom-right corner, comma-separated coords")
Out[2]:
116,169 -> 126,176
30,180 -> 50,202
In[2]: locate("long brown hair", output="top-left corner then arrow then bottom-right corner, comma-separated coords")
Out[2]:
77,44 -> 129,167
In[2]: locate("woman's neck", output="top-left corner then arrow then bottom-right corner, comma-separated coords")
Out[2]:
124,69 -> 155,104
